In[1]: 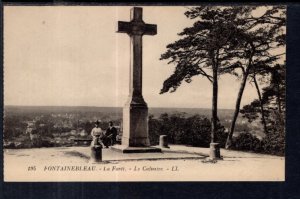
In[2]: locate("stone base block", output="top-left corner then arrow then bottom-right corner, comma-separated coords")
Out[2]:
122,103 -> 150,147
90,145 -> 102,162
209,142 -> 222,160
159,135 -> 170,148
111,145 -> 162,153
121,137 -> 150,147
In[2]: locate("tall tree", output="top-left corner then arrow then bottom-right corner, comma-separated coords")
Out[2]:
225,6 -> 286,148
240,63 -> 286,155
160,6 -> 253,143
252,73 -> 268,134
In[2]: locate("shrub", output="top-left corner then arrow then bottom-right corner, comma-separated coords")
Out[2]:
148,113 -> 227,147
231,132 -> 263,152
146,111 -> 284,156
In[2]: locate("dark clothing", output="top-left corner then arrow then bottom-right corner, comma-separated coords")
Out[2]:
106,126 -> 118,145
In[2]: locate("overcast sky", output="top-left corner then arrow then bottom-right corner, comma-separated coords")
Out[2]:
4,6 -> 276,109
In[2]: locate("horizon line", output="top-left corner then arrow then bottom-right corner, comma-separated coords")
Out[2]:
3,105 -> 234,110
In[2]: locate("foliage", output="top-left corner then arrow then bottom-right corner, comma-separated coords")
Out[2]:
149,113 -> 284,156
261,111 -> 285,156
149,113 -> 227,147
240,99 -> 261,123
159,6 -> 253,93
3,116 -> 27,139
224,6 -> 286,148
160,6 -> 254,143
159,5 -> 286,94
231,132 -> 263,152
159,6 -> 286,146
240,63 -> 286,156
230,125 -> 284,156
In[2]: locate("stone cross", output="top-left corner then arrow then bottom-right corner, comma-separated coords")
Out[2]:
115,7 -> 160,152
117,7 -> 157,105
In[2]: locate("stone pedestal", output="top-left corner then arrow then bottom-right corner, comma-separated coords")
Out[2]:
209,142 -> 222,160
112,102 -> 161,153
90,145 -> 102,162
122,103 -> 150,147
159,135 -> 169,148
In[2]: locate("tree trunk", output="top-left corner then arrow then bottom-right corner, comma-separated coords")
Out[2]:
276,82 -> 282,114
225,71 -> 249,149
253,75 -> 268,135
211,66 -> 218,143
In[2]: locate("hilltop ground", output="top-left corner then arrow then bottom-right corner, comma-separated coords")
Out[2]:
4,144 -> 284,182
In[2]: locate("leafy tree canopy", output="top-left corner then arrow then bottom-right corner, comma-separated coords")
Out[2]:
160,6 -> 285,94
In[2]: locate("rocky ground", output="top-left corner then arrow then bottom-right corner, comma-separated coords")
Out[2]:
4,144 -> 284,182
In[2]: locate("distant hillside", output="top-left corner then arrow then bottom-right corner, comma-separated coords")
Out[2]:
4,106 -> 122,114
4,105 -> 233,119
4,105 -> 263,142
148,107 -> 234,119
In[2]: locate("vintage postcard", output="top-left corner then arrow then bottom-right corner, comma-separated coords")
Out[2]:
3,5 -> 285,182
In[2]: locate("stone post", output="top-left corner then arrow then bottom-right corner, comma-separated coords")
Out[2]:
209,142 -> 222,160
90,145 -> 102,162
159,135 -> 169,148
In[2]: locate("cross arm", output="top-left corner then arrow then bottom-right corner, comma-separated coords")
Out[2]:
117,21 -> 132,34
117,21 -> 157,35
143,24 -> 157,35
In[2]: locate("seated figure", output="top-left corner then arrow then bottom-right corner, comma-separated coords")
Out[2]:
90,120 -> 106,148
105,121 -> 118,146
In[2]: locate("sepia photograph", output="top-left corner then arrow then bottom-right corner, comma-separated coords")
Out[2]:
3,5 -> 286,182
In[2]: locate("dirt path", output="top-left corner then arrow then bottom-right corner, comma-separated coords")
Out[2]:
4,145 -> 284,181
